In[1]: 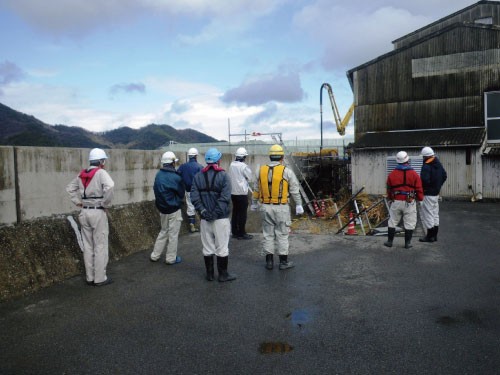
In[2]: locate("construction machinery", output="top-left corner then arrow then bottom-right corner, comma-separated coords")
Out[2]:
320,83 -> 354,152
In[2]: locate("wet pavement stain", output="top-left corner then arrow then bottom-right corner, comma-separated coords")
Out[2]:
290,309 -> 312,329
259,342 -> 294,354
436,309 -> 483,326
436,315 -> 458,325
461,309 -> 482,324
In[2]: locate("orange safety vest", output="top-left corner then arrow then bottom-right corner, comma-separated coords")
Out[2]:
258,165 -> 289,204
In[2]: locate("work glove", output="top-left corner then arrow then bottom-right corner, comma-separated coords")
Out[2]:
200,209 -> 214,222
295,205 -> 304,215
250,199 -> 259,211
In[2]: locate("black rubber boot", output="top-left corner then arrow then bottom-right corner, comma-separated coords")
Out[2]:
419,227 -> 435,242
432,226 -> 439,242
204,255 -> 214,281
384,227 -> 396,247
265,254 -> 274,270
404,230 -> 413,249
216,256 -> 236,282
278,255 -> 294,270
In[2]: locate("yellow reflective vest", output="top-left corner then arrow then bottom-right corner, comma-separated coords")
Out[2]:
257,164 -> 289,204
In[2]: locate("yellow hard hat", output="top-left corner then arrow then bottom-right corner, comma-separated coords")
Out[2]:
269,144 -> 284,156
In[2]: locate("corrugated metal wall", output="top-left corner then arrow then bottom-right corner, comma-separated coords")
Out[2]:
352,148 -> 481,199
482,156 -> 500,198
353,26 -> 500,134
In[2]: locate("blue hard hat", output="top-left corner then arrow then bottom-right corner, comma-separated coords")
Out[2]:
205,148 -> 222,163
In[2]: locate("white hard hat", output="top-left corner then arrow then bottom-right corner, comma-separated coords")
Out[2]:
187,148 -> 199,156
396,151 -> 409,164
89,148 -> 108,161
235,147 -> 248,157
421,146 -> 434,157
161,151 -> 178,164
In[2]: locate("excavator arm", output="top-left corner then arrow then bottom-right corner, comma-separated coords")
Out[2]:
320,83 -> 354,136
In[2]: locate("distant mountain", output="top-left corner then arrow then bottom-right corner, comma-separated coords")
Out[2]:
0,102 -> 219,149
102,124 -> 217,150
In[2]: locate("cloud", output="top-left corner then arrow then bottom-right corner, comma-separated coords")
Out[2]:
109,82 -> 146,96
170,100 -> 192,114
0,61 -> 25,92
293,0 -> 474,70
2,0 -> 285,40
221,72 -> 305,106
1,0 -> 143,38
243,103 -> 278,125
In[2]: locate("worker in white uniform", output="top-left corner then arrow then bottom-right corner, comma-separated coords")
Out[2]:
228,147 -> 254,240
66,148 -> 115,286
252,144 -> 304,270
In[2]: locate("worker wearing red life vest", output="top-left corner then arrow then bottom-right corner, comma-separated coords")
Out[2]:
66,148 -> 115,286
384,151 -> 423,249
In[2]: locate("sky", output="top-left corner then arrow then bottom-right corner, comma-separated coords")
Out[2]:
0,0 -> 478,142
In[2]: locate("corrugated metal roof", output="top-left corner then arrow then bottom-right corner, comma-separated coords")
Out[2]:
483,143 -> 500,155
353,127 -> 485,150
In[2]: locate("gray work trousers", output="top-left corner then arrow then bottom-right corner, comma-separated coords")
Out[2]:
388,200 -> 417,230
151,209 -> 182,263
260,204 -> 291,256
420,195 -> 440,229
78,208 -> 109,283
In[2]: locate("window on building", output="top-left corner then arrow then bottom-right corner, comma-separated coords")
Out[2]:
475,17 -> 493,25
386,156 -> 423,177
485,91 -> 500,143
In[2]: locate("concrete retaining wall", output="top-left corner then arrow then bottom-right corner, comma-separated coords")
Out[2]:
0,146 -> 271,226
0,146 -> 271,302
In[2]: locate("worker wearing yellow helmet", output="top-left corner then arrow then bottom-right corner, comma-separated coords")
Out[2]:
252,144 -> 304,271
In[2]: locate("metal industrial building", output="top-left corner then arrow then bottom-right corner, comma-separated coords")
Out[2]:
347,1 -> 500,200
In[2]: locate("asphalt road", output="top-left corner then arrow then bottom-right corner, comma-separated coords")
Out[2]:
1,201 -> 499,375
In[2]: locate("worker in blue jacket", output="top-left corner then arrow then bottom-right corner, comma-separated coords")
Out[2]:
419,147 -> 447,243
178,148 -> 203,233
190,148 -> 236,283
150,151 -> 185,264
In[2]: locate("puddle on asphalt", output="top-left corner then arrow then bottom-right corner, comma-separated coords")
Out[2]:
259,342 -> 294,354
287,308 -> 312,329
258,308 -> 315,354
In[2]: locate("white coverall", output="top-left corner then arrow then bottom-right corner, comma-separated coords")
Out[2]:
388,200 -> 418,230
67,167 -> 114,284
185,192 -> 196,217
420,196 -> 440,229
150,209 -> 183,263
254,161 -> 302,256
200,219 -> 231,257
